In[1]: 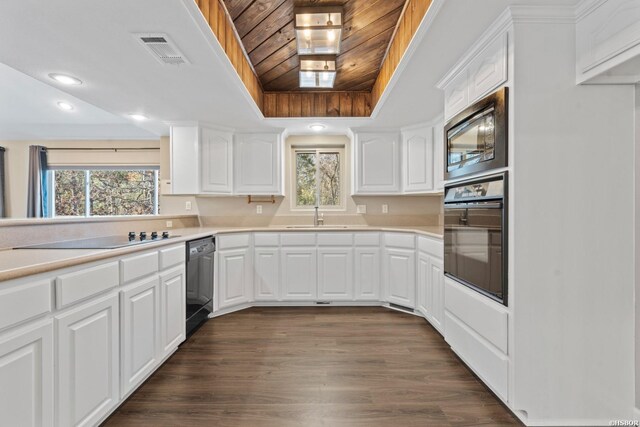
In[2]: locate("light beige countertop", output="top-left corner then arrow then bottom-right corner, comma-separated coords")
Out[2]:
0,225 -> 443,283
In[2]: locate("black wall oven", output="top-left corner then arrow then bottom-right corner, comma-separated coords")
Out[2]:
444,87 -> 508,180
444,173 -> 507,305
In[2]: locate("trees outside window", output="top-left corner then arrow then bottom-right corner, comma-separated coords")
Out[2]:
294,148 -> 343,209
52,169 -> 158,217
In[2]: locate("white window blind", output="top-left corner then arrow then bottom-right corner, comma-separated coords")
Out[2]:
47,148 -> 160,168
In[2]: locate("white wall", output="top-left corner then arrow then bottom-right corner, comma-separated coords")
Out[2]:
512,22 -> 636,424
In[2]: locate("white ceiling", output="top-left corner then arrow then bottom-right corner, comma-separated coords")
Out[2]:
0,0 -> 580,140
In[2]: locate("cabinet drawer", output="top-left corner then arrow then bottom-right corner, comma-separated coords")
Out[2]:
254,233 -> 279,247
281,233 -> 316,246
444,278 -> 508,353
384,233 -> 415,249
354,233 -> 380,246
445,311 -> 508,400
120,251 -> 159,284
218,234 -> 250,250
159,245 -> 185,270
418,236 -> 443,259
0,280 -> 52,331
55,262 -> 119,309
317,233 -> 353,246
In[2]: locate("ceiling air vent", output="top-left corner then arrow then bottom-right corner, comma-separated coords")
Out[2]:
134,33 -> 189,65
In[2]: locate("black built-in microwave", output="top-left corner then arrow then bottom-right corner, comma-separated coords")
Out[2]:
444,87 -> 508,180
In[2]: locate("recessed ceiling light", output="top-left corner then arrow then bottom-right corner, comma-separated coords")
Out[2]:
48,73 -> 82,85
310,124 -> 326,131
56,101 -> 74,111
129,114 -> 148,121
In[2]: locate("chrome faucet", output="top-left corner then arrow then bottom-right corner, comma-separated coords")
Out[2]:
314,206 -> 324,227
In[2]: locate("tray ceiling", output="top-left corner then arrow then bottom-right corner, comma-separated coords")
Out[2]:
223,0 -> 408,92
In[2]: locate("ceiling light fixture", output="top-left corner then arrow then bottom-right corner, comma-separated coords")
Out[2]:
56,101 -> 74,111
129,114 -> 148,121
48,73 -> 82,85
299,55 -> 337,88
294,7 -> 343,55
310,124 -> 326,131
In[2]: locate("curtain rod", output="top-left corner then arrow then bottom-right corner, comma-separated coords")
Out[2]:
46,147 -> 159,151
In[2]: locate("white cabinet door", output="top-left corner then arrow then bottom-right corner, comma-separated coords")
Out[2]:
254,248 -> 280,301
444,71 -> 469,122
170,126 -> 200,195
577,0 -> 640,83
201,127 -> 233,194
0,320 -> 53,427
120,275 -> 161,396
281,248 -> 317,300
234,133 -> 282,195
160,267 -> 186,357
429,257 -> 444,333
467,33 -> 508,103
354,248 -> 381,301
417,253 -> 431,318
218,248 -> 252,309
384,248 -> 416,309
402,126 -> 434,193
318,248 -> 353,301
354,132 -> 401,194
56,294 -> 119,427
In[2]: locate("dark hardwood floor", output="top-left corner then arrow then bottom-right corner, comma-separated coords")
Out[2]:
104,307 -> 520,426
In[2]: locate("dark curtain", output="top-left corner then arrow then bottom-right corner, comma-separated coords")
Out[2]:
0,147 -> 5,218
27,145 -> 49,218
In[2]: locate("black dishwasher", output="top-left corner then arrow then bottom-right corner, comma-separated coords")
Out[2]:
185,236 -> 215,337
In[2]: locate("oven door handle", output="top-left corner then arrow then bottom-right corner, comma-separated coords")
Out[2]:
445,202 -> 503,210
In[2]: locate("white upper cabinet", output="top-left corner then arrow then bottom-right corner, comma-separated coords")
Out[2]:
444,71 -> 469,122
577,0 -> 640,83
234,133 -> 282,195
467,33 -> 508,102
402,126 -> 434,193
201,127 -> 233,194
353,132 -> 401,195
441,33 -> 508,122
170,126 -> 200,195
433,118 -> 445,192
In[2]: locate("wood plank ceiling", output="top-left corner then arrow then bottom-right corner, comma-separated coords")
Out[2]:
223,0 -> 408,92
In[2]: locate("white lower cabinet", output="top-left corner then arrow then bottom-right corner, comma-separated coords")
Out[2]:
354,248 -> 381,300
417,253 -> 431,316
384,248 -> 416,309
160,267 -> 186,357
429,257 -> 445,333
254,248 -> 280,301
281,248 -> 317,300
120,275 -> 161,396
56,293 -> 120,427
318,248 -> 354,301
0,320 -> 54,427
218,248 -> 252,310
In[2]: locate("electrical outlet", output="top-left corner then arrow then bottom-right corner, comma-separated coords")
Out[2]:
382,204 -> 389,214
256,205 -> 263,214
185,201 -> 192,211
166,221 -> 173,228
356,204 -> 367,214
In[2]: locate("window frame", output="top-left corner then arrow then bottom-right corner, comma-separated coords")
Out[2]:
290,146 -> 346,212
49,166 -> 159,218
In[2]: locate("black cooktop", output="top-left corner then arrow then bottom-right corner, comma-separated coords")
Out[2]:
17,233 -> 179,250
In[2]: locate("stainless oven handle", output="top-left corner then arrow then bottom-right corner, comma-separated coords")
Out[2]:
445,202 -> 503,210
